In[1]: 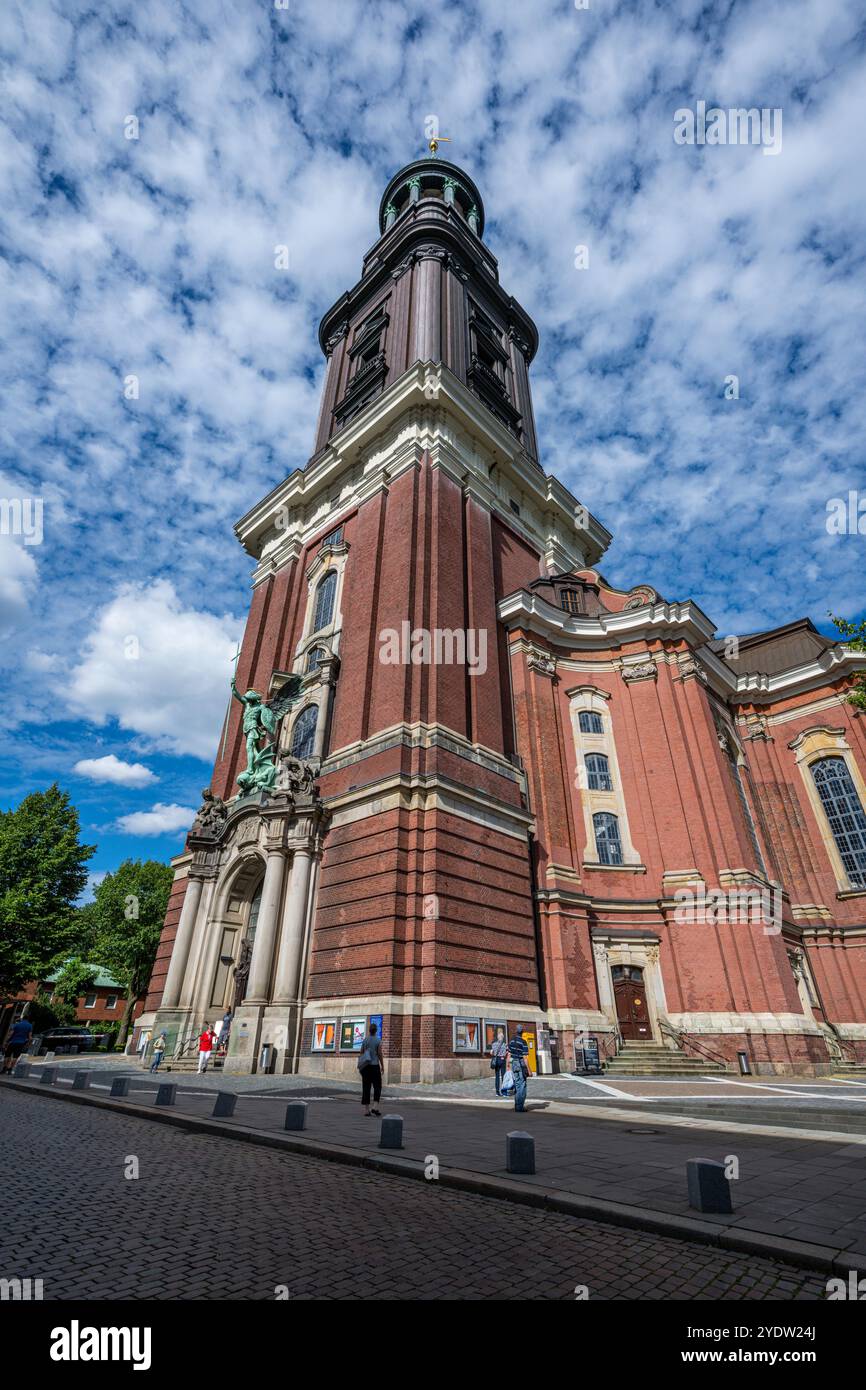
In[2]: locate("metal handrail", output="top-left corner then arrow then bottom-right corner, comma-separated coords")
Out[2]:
659,1020 -> 729,1067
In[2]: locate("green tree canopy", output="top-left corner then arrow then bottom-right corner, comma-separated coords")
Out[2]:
0,785 -> 95,995
88,859 -> 174,1046
831,615 -> 866,711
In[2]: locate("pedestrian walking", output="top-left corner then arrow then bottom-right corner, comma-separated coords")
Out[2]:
197,1023 -> 216,1073
506,1029 -> 531,1113
357,1021 -> 383,1116
490,1026 -> 508,1096
149,1031 -> 167,1073
2,1016 -> 33,1073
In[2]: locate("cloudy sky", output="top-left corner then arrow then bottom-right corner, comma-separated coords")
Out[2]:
1,0 -> 864,881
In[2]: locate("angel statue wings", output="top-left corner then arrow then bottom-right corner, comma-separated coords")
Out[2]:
231,672 -> 302,795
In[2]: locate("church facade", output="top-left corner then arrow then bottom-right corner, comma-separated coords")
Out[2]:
140,157 -> 866,1079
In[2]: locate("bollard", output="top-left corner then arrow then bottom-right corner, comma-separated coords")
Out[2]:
13,1062 -> 30,1079
212,1092 -> 237,1119
39,1067 -> 57,1086
379,1115 -> 403,1150
110,1076 -> 131,1098
71,1071 -> 91,1090
687,1158 -> 733,1214
284,1101 -> 308,1131
506,1130 -> 535,1175
155,1083 -> 177,1107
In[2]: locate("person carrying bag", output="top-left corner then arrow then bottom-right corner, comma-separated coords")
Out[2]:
357,1021 -> 383,1116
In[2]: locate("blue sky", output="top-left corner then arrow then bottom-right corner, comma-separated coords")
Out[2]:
1,0 -> 864,888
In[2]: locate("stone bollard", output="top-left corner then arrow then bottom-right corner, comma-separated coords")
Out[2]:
284,1101 -> 307,1131
687,1158 -> 733,1214
212,1092 -> 237,1119
71,1071 -> 91,1090
42,1051 -> 56,1062
379,1115 -> 403,1150
506,1130 -> 535,1175
13,1061 -> 30,1079
155,1083 -> 177,1107
39,1067 -> 57,1086
110,1076 -> 131,1098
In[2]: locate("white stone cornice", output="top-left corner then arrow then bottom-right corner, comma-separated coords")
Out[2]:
498,590 -> 716,651
233,361 -> 609,573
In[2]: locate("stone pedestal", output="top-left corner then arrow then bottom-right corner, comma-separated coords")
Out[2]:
222,1003 -> 265,1075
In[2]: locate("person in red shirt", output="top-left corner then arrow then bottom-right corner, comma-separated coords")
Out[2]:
197,1023 -> 216,1073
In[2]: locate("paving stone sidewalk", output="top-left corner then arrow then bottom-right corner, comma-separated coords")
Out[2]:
0,1090 -> 828,1300
11,1061 -> 866,1270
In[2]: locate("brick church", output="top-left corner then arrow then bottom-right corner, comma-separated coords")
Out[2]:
141,155 -> 866,1079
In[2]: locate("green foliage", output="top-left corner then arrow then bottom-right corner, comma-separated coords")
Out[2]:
27,992 -> 63,1033
50,956 -> 98,1012
89,859 -> 173,1045
0,785 -> 95,995
830,615 -> 866,710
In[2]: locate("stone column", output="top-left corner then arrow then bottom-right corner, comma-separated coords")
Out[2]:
412,251 -> 441,364
244,851 -> 288,1004
160,874 -> 204,1009
272,849 -> 315,1004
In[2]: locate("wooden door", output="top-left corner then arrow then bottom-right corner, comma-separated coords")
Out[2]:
614,978 -> 651,1040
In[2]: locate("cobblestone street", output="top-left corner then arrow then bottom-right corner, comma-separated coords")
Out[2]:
0,1090 -> 828,1300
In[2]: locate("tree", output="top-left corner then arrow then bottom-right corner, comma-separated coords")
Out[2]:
88,860 -> 173,1049
49,956 -> 99,1024
830,615 -> 866,711
0,785 -> 95,996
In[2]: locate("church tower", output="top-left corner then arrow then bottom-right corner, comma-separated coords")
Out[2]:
143,153 -> 606,1079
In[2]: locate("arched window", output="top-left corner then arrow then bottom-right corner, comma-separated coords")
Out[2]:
290,705 -> 318,761
306,646 -> 327,674
585,752 -> 613,791
593,811 -> 623,865
812,757 -> 866,887
312,571 -> 336,632
579,710 -> 603,735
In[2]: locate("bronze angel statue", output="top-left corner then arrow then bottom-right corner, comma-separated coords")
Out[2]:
231,673 -> 302,795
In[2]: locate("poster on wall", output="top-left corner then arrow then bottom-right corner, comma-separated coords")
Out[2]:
312,1020 -> 336,1052
484,1020 -> 508,1053
340,1019 -> 366,1051
453,1018 -> 481,1053
369,1013 -> 383,1042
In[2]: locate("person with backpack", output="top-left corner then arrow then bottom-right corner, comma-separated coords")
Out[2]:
357,1021 -> 383,1116
506,1029 -> 531,1113
490,1026 -> 508,1095
2,1016 -> 33,1073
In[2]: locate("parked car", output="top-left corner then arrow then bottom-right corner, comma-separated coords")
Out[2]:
31,1027 -> 107,1055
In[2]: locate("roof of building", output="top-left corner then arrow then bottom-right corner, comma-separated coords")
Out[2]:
708,618 -> 839,676
43,965 -> 123,990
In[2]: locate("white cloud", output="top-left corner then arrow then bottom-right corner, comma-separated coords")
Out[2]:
68,579 -> 241,760
115,802 -> 196,837
73,753 -> 157,788
0,535 -> 38,638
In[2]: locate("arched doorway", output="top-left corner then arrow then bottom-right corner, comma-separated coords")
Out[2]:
612,964 -> 651,1040
206,859 -> 264,1019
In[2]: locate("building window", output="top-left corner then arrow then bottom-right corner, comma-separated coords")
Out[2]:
105,995 -> 118,1010
561,589 -> 581,614
306,646 -> 327,674
291,705 -> 318,760
84,993 -> 97,1009
811,756 -> 866,888
321,526 -> 343,549
593,812 -> 623,865
585,753 -> 613,791
313,571 -> 337,632
579,710 -> 603,735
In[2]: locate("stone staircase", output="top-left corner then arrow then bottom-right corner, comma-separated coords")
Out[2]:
829,1062 -> 866,1078
604,1040 -> 727,1076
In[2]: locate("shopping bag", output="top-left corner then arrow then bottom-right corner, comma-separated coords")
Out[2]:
500,1067 -> 515,1095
